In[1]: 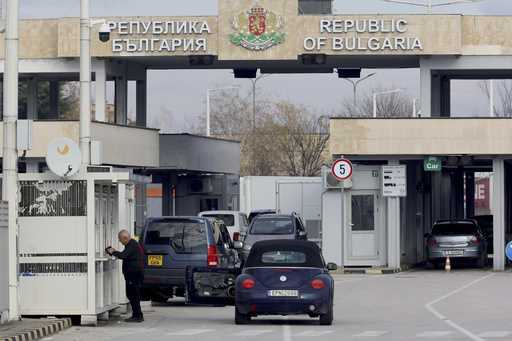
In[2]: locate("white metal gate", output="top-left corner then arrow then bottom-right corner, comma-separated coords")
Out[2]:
17,172 -> 133,324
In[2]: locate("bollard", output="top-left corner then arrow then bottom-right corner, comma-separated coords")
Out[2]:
445,257 -> 451,272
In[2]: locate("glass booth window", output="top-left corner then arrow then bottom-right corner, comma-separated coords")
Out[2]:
351,195 -> 375,231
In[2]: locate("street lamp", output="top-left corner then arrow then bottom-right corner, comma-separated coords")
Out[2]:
206,86 -> 239,137
3,0 -> 19,321
249,74 -> 271,131
340,72 -> 377,106
373,89 -> 403,118
381,0 -> 483,13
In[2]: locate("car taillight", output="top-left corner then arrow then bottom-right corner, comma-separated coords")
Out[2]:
311,279 -> 325,289
233,232 -> 240,241
470,236 -> 480,245
428,238 -> 437,247
242,278 -> 255,289
207,245 -> 219,267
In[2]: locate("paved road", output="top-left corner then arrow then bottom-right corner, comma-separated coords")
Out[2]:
51,269 -> 512,341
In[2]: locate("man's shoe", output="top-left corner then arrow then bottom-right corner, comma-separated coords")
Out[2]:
124,317 -> 144,323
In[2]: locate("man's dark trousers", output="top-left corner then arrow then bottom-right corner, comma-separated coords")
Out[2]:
125,271 -> 144,319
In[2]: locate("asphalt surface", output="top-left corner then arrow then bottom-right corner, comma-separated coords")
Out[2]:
50,269 -> 512,341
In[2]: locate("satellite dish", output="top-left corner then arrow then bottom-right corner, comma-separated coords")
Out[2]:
46,137 -> 81,178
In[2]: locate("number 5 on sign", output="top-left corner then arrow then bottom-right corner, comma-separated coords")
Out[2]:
331,159 -> 353,181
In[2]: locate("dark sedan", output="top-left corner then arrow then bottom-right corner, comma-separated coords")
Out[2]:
235,240 -> 336,325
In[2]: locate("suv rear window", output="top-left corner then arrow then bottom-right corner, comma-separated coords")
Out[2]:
432,222 -> 478,236
250,218 -> 294,235
202,214 -> 235,226
145,219 -> 206,253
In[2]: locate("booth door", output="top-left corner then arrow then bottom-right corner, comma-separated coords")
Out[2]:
344,191 -> 381,266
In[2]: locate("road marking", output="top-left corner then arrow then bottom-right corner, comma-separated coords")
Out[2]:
234,330 -> 274,336
294,330 -> 334,337
354,331 -> 389,337
167,329 -> 214,336
424,273 -> 495,341
283,317 -> 292,341
417,331 -> 454,338
478,331 -> 512,338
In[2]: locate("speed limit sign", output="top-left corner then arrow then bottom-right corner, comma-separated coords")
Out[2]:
331,159 -> 353,181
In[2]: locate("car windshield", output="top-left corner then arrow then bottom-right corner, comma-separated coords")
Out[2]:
145,219 -> 206,253
261,251 -> 307,264
250,217 -> 294,235
203,214 -> 235,226
432,223 -> 477,236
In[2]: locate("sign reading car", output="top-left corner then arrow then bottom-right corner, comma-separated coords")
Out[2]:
230,5 -> 286,50
424,156 -> 441,172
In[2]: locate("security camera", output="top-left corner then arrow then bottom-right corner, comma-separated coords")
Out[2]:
98,23 -> 111,43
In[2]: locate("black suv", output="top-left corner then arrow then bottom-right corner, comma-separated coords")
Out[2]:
140,216 -> 239,302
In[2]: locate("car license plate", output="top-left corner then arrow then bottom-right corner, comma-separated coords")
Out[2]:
444,250 -> 463,256
148,255 -> 163,266
268,290 -> 299,297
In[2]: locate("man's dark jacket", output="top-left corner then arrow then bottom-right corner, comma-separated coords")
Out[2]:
112,239 -> 144,275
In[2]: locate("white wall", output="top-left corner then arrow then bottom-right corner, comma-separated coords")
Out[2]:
321,190 -> 343,266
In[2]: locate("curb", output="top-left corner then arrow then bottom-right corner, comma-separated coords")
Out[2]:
335,265 -> 411,275
0,318 -> 72,341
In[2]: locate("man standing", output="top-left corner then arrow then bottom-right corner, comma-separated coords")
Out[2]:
106,230 -> 145,323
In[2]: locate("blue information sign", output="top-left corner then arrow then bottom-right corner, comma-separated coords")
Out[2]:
506,241 -> 512,262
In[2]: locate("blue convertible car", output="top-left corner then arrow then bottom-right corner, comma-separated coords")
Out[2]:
235,240 -> 336,325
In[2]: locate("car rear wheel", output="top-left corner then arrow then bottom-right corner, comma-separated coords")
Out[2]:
319,304 -> 333,326
235,308 -> 251,325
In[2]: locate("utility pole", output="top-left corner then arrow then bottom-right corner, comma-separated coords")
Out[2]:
249,74 -> 270,131
341,72 -> 377,106
3,0 -> 19,321
80,0 -> 91,168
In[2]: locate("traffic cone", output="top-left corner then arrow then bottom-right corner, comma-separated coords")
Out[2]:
445,257 -> 451,272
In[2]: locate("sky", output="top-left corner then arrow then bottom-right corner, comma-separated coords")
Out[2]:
20,0 -> 512,132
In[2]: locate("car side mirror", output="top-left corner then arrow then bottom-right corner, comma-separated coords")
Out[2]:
327,263 -> 338,271
233,241 -> 243,249
299,231 -> 307,237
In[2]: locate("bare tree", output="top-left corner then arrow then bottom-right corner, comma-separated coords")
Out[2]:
273,102 -> 330,177
197,91 -> 330,177
340,86 -> 414,118
479,80 -> 512,117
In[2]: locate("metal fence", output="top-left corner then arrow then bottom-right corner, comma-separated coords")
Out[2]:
0,201 -> 9,322
19,181 -> 87,217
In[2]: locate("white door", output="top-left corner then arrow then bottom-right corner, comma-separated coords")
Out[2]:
344,190 -> 382,266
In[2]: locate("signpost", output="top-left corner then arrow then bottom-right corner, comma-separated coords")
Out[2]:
424,156 -> 441,172
331,158 -> 353,181
382,165 -> 407,197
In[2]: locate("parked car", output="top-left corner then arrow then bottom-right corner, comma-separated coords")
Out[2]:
425,219 -> 488,268
241,213 -> 308,262
235,240 -> 336,325
198,210 -> 249,241
248,209 -> 276,224
140,216 -> 239,302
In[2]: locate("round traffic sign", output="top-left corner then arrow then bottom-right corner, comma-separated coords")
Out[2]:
331,159 -> 353,181
506,241 -> 512,262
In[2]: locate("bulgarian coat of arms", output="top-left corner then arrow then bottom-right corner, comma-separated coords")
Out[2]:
230,5 -> 286,51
